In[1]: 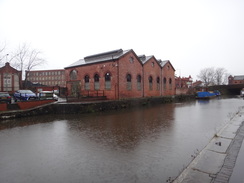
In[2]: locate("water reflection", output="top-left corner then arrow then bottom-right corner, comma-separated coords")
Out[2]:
0,98 -> 243,183
66,104 -> 176,151
197,99 -> 210,104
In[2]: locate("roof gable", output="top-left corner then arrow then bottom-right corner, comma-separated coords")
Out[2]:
138,55 -> 153,64
0,62 -> 19,73
158,60 -> 175,71
139,55 -> 162,68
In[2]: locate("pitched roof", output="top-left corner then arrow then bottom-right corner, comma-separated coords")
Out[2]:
139,55 -> 165,69
65,49 -> 131,68
158,60 -> 168,67
234,75 -> 244,80
138,55 -> 153,64
192,80 -> 203,87
65,49 -> 176,71
157,59 -> 176,71
0,62 -> 20,72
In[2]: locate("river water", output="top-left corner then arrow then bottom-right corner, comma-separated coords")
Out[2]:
0,97 -> 243,183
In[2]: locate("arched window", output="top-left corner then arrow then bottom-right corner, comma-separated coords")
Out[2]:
157,77 -> 160,91
84,75 -> 90,90
70,70 -> 77,80
169,78 -> 172,90
126,74 -> 132,90
137,75 -> 141,91
94,74 -> 100,90
94,74 -> 99,82
163,77 -> 167,90
127,74 -> 131,82
85,75 -> 89,82
105,72 -> 111,90
149,76 -> 153,90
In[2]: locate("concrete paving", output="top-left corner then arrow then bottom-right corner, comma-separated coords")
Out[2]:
174,107 -> 244,183
229,132 -> 244,182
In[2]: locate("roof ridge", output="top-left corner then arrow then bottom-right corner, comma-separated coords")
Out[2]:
84,49 -> 123,60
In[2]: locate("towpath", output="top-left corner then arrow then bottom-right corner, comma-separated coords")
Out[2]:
174,106 -> 244,183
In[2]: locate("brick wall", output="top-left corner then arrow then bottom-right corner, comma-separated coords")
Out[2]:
162,62 -> 176,96
143,57 -> 162,97
65,51 -> 144,100
17,100 -> 55,110
0,103 -> 7,111
66,59 -> 119,100
65,50 -> 176,100
116,51 -> 143,99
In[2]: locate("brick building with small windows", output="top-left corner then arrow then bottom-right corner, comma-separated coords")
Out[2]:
0,62 -> 22,93
228,75 -> 244,85
64,49 -> 176,100
26,69 -> 66,87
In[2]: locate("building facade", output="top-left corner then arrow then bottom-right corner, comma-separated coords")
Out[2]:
140,55 -> 162,97
160,60 -> 176,96
175,75 -> 193,95
26,69 -> 66,87
0,62 -> 22,93
65,49 -> 176,100
228,75 -> 244,85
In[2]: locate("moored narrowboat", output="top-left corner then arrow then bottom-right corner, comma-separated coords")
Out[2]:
196,90 -> 220,99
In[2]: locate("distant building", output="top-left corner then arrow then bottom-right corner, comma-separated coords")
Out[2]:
228,75 -> 244,85
175,75 -> 193,88
192,80 -> 205,92
26,69 -> 66,87
0,62 -> 22,93
175,75 -> 193,95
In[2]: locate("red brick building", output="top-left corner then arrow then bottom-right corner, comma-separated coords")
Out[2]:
0,62 -> 22,93
65,49 -> 175,100
175,75 -> 193,95
228,75 -> 244,85
26,69 -> 66,87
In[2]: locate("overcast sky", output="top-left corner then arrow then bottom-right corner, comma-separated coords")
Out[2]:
0,0 -> 243,80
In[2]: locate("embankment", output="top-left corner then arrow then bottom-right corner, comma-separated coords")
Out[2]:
0,95 -> 195,119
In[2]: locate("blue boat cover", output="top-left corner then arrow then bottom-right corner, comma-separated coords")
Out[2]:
197,92 -> 216,98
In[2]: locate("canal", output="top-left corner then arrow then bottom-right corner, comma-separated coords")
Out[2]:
0,97 -> 243,183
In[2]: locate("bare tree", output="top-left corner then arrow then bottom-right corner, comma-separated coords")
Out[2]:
12,43 -> 46,88
197,67 -> 215,86
214,67 -> 227,85
12,44 -> 30,72
0,43 -> 7,65
198,67 -> 229,86
223,72 -> 231,85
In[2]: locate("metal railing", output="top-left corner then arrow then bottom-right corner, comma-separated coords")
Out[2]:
80,90 -> 105,97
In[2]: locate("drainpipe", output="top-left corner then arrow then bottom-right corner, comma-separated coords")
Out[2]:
142,64 -> 144,98
117,60 -> 120,100
160,68 -> 162,96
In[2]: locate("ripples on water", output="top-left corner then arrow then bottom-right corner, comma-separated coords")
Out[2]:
0,98 -> 243,183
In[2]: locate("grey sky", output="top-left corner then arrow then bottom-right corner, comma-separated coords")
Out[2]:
0,0 -> 243,80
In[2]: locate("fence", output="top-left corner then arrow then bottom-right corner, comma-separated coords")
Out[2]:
80,90 -> 105,97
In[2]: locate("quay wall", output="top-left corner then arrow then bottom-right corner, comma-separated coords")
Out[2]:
0,103 -> 7,111
0,95 -> 195,119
